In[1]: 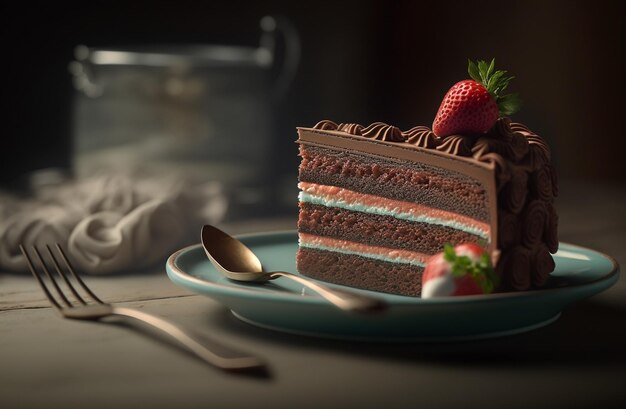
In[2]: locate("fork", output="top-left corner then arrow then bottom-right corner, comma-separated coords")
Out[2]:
20,243 -> 265,372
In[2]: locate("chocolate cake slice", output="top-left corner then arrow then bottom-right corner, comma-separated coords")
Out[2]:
296,118 -> 558,297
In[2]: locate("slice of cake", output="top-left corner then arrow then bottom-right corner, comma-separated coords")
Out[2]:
296,59 -> 558,297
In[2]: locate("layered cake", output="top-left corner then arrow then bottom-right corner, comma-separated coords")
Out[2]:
296,59 -> 558,297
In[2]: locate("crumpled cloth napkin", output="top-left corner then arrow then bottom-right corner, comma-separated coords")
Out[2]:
0,173 -> 227,274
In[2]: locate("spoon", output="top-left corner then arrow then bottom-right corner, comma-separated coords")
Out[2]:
201,225 -> 387,314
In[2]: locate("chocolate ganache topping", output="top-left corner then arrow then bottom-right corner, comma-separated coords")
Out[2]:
436,135 -> 475,156
361,122 -> 405,142
498,245 -> 531,291
403,126 -> 439,148
521,199 -> 547,247
337,123 -> 364,136
531,244 -> 555,287
307,117 -> 559,292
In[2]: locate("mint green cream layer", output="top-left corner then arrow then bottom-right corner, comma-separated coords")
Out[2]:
299,191 -> 489,239
298,239 -> 426,267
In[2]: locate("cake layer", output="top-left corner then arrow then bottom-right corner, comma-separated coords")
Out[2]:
298,203 -> 485,254
299,182 -> 489,239
299,232 -> 429,266
299,145 -> 490,221
296,247 -> 423,297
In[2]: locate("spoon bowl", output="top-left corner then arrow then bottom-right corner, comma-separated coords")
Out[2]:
201,225 -> 387,314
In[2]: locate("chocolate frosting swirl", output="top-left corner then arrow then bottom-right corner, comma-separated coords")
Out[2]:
403,126 -> 439,148
531,244 -> 555,287
436,135 -> 474,156
360,122 -> 405,142
544,203 -> 559,253
337,123 -> 363,136
512,123 -> 551,158
473,118 -> 529,163
501,166 -> 528,214
498,210 -> 519,248
530,166 -> 553,201
521,200 -> 547,247
511,122 -> 551,171
550,164 -> 559,197
498,245 -> 531,291
313,120 -> 338,131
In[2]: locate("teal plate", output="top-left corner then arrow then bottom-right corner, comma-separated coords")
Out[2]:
166,231 -> 619,342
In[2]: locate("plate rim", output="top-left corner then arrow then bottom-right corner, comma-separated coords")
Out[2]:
166,230 -> 620,305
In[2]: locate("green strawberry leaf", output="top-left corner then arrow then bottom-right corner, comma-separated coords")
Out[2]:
498,93 -> 523,116
486,58 -> 495,79
468,59 -> 481,82
467,58 -> 522,116
441,243 -> 499,294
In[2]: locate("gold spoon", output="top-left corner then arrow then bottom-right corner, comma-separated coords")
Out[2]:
201,225 -> 387,314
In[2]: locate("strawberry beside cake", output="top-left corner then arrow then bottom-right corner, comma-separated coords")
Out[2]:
296,59 -> 558,297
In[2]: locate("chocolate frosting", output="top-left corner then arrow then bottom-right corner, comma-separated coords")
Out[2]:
544,203 -> 559,253
303,116 -> 559,292
498,245 -> 531,291
501,166 -> 528,214
436,135 -> 475,157
361,122 -> 405,142
521,199 -> 547,247
313,120 -> 339,131
337,123 -> 364,136
498,210 -> 519,248
530,166 -> 553,201
531,244 -> 555,287
549,164 -> 559,197
404,126 -> 439,148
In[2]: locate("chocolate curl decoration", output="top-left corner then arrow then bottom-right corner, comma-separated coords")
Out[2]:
436,135 -> 474,157
550,164 -> 559,197
524,144 -> 550,172
531,244 -> 555,287
491,117 -> 516,141
544,203 -> 559,253
530,166 -> 554,202
521,200 -> 547,247
498,210 -> 519,248
525,134 -> 551,161
403,126 -> 439,148
313,120 -> 339,131
509,121 -> 532,136
361,122 -> 405,142
337,123 -> 364,136
501,166 -> 528,214
475,118 -> 529,163
498,245 -> 531,291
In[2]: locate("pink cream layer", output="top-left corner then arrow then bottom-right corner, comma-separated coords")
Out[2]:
298,182 -> 490,236
299,232 -> 430,266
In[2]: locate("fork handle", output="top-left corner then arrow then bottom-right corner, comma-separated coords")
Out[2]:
111,307 -> 265,371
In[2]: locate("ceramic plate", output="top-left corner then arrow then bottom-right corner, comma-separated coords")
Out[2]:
166,231 -> 619,341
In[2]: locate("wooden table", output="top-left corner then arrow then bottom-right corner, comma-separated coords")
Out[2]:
2,180 -> 625,409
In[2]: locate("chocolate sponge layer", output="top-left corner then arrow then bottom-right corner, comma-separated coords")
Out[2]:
299,145 -> 490,221
298,203 -> 483,254
297,247 -> 423,297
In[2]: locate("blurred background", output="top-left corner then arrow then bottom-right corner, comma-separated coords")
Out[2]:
1,0 -> 624,225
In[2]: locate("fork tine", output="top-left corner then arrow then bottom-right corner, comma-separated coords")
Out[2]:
20,245 -> 63,310
45,245 -> 87,305
31,246 -> 73,308
54,243 -> 104,304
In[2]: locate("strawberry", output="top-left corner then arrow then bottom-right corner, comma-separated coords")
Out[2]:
421,243 -> 499,298
432,59 -> 522,137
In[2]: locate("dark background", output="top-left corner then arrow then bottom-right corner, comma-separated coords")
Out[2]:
2,0 -> 625,192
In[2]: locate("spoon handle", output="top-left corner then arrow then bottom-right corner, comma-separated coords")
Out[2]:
268,272 -> 387,314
